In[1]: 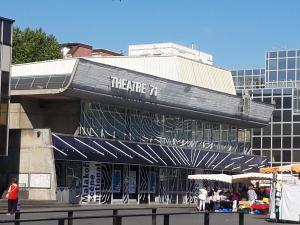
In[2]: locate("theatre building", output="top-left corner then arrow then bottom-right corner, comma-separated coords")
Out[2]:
0,43 -> 274,204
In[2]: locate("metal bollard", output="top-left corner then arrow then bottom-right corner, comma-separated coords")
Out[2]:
152,208 -> 157,225
115,215 -> 122,225
113,209 -> 118,225
163,214 -> 169,225
58,219 -> 65,225
14,212 -> 20,225
239,212 -> 244,225
204,212 -> 209,225
67,211 -> 73,225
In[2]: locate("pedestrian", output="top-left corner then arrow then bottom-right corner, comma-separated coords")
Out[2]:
247,185 -> 257,214
232,189 -> 240,212
198,186 -> 208,211
6,178 -> 19,215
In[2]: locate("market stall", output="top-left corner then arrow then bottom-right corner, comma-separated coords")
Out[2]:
260,164 -> 300,223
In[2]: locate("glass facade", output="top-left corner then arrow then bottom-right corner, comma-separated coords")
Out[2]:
232,49 -> 300,166
79,102 -> 251,154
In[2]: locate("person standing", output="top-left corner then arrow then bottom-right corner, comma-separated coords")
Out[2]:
198,187 -> 208,211
231,189 -> 240,212
6,178 -> 19,215
247,185 -> 257,214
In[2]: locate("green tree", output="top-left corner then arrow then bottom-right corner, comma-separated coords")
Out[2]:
12,27 -> 62,64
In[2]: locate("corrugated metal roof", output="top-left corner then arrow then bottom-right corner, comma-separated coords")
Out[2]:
11,58 -> 77,77
86,55 -> 236,95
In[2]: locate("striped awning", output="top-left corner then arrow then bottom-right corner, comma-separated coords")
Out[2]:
52,133 -> 267,172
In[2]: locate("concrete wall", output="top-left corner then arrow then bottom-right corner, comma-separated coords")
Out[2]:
0,129 -> 57,200
9,99 -> 80,135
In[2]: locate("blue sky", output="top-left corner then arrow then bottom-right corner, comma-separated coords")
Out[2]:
1,0 -> 300,69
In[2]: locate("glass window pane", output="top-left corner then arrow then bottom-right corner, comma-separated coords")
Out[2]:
253,128 -> 261,135
272,137 -> 281,149
278,58 -> 286,70
282,150 -> 291,162
287,70 -> 295,81
273,97 -> 281,109
283,123 -> 291,135
272,110 -> 282,122
269,59 -> 277,70
282,110 -> 292,122
262,150 -> 271,162
269,52 -> 277,58
253,137 -> 261,148
269,71 -> 277,81
231,71 -> 237,76
262,137 -> 271,148
293,137 -> 300,148
288,58 -> 296,69
288,50 -> 296,57
279,51 -> 286,58
237,70 -> 245,76
252,150 -> 261,156
278,71 -> 286,81
293,123 -> 300,135
293,150 -> 300,162
283,137 -> 291,148
273,124 -> 281,135
283,97 -> 292,108
297,69 -> 300,80
272,151 -> 281,162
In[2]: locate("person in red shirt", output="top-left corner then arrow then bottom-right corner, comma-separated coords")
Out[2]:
6,178 -> 19,215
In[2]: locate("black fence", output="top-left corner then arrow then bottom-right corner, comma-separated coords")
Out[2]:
0,207 -> 246,225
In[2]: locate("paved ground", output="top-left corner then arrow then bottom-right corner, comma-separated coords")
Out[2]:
0,206 -> 296,225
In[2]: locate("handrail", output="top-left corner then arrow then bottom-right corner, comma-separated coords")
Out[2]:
0,211 -> 246,225
0,205 -> 194,214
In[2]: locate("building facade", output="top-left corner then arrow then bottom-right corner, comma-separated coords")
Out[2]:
0,17 -> 14,156
232,49 -> 300,167
1,52 -> 273,204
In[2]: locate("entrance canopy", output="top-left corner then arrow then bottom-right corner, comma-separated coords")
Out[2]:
52,133 -> 266,172
260,164 -> 300,173
188,174 -> 232,183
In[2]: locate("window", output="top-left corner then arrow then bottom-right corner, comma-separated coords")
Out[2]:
288,58 -> 296,69
278,58 -> 287,70
282,150 -> 291,162
269,52 -> 277,58
272,137 -> 281,149
287,70 -> 295,81
278,71 -> 286,81
278,51 -> 287,58
293,137 -> 300,148
262,137 -> 271,148
282,137 -> 291,148
273,97 -> 282,109
273,124 -> 281,135
282,110 -> 292,122
283,97 -> 292,109
269,71 -> 277,81
262,150 -> 271,162
269,59 -> 277,70
288,50 -> 296,57
293,150 -> 300,162
272,151 -> 281,162
272,110 -> 281,122
283,123 -> 291,135
293,123 -> 300,135
253,137 -> 261,148
263,125 -> 271,135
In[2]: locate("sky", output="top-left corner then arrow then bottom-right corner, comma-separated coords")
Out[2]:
1,0 -> 300,69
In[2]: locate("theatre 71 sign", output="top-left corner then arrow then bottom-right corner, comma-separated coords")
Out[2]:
110,76 -> 158,97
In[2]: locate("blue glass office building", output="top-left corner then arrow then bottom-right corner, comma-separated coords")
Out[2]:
232,49 -> 300,166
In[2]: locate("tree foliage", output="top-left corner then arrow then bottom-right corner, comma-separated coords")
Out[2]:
12,27 -> 62,64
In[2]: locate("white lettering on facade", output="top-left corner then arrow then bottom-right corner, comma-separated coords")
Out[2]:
110,77 -> 158,96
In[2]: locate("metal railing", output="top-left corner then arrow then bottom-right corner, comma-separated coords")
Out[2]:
0,207 -> 246,225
